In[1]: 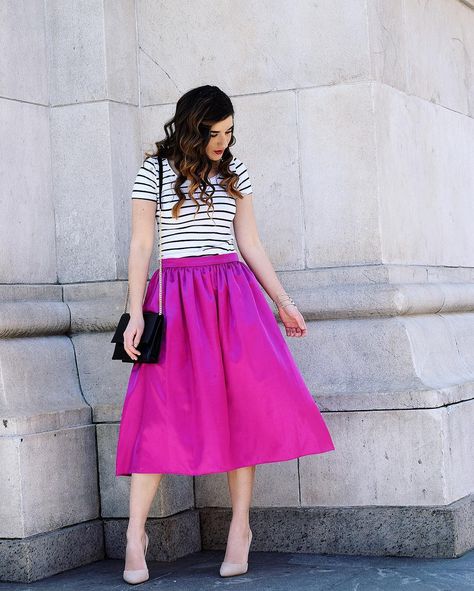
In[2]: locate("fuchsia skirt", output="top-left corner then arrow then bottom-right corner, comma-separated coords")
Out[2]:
115,252 -> 335,476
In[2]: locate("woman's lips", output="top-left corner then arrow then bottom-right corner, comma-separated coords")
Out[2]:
214,150 -> 223,154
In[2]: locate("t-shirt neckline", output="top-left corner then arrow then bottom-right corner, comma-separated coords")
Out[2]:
165,157 -> 220,181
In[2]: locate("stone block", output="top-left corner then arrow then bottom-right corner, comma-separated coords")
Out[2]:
0,519 -> 103,584
0,99 -> 55,283
46,0 -> 138,106
374,83 -> 474,267
46,0 -> 106,105
199,494 -> 474,558
0,0 -> 49,104
104,509 -> 201,561
367,0 -> 474,116
287,316 -> 419,397
442,399 -> 474,504
50,102 -> 117,282
0,425 -> 99,538
137,0 -> 370,104
51,103 -> 115,283
404,0 -> 472,115
103,0 -> 139,105
399,312 -> 474,389
0,336 -> 91,435
49,101 -> 141,283
0,301 -> 69,340
300,400 -> 474,507
367,0 -> 406,90
96,423 -> 194,518
298,82 -> 379,268
71,331 -> 132,423
195,460 -> 299,508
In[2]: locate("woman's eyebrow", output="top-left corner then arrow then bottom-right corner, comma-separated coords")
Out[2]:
211,126 -> 234,132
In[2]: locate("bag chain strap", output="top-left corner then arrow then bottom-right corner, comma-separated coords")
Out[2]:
123,155 -> 164,315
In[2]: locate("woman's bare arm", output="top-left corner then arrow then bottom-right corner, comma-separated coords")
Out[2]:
122,199 -> 157,360
128,199 -> 156,316
233,194 -> 288,302
233,194 -> 307,337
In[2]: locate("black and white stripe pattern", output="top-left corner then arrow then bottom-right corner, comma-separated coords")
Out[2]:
131,156 -> 253,258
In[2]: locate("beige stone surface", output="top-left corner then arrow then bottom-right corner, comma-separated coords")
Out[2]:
368,0 -> 474,116
46,0 -> 106,104
300,400 -> 474,507
96,423 -> 194,518
50,103 -> 116,282
137,0 -> 370,104
0,425 -> 99,538
0,336 -> 91,433
195,460 -> 299,508
0,0 -> 49,104
404,0 -> 473,116
367,0 -> 406,90
0,100 -> 55,283
298,82 -> 380,268
374,83 -> 474,267
72,331 -> 132,423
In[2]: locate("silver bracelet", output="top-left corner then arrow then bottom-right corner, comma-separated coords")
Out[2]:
279,302 -> 297,309
273,292 -> 297,308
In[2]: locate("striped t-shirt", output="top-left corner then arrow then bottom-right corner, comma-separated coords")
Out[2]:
131,156 -> 253,258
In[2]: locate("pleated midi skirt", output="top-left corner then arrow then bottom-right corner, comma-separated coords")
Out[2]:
115,252 -> 335,477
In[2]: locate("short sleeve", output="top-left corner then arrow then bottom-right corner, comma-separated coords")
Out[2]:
131,158 -> 158,202
233,157 -> 253,195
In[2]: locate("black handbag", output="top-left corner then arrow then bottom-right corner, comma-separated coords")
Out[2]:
111,156 -> 165,363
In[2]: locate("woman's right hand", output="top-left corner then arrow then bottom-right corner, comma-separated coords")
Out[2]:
123,313 -> 145,361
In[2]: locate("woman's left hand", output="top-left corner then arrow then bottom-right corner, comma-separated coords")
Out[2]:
278,304 -> 307,337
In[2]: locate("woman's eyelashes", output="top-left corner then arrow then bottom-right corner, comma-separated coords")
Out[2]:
210,130 -> 233,138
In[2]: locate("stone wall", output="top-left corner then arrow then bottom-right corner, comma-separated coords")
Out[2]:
0,0 -> 473,582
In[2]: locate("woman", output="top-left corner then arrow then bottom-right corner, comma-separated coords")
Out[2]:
115,85 -> 335,583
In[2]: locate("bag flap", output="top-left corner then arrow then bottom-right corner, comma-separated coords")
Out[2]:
140,312 -> 164,343
110,313 -> 130,343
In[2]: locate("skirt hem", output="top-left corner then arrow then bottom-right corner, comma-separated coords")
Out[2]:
115,445 -> 336,477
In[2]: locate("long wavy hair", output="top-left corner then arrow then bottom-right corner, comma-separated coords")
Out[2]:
144,85 -> 246,219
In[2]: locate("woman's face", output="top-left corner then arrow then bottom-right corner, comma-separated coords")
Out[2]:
205,115 -> 234,163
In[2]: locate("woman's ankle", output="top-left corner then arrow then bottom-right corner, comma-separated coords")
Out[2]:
126,527 -> 146,541
229,517 -> 250,533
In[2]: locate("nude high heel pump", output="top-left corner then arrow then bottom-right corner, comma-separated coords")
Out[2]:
219,528 -> 253,577
123,532 -> 149,585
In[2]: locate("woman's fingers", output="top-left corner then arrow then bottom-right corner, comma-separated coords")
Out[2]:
124,329 -> 142,359
298,315 -> 307,336
282,307 -> 308,337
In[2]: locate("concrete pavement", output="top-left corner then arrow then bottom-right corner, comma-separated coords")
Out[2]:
0,548 -> 473,590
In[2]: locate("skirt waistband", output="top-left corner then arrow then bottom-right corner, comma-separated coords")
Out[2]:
161,252 -> 240,268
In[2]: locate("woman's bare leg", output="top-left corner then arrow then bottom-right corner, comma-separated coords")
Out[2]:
223,465 -> 256,563
124,473 -> 163,570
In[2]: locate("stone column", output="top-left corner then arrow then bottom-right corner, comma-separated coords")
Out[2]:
0,0 -> 197,583
191,0 -> 474,559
